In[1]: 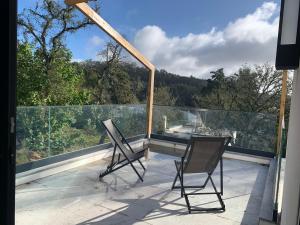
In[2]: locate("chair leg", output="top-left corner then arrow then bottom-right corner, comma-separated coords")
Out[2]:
128,160 -> 144,182
184,193 -> 192,214
209,176 -> 225,210
179,173 -> 184,198
180,175 -> 225,213
180,160 -> 184,198
173,161 -> 185,198
171,160 -> 225,213
137,159 -> 146,170
171,173 -> 179,189
177,163 -> 191,213
171,161 -> 180,189
203,175 -> 210,188
220,158 -> 223,195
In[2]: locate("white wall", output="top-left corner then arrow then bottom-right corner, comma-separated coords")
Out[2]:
281,60 -> 300,225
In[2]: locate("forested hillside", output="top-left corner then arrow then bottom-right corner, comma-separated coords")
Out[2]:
80,60 -> 207,107
17,40 -> 289,115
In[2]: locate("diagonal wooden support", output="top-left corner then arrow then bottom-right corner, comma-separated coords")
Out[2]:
65,0 -> 88,5
65,1 -> 155,140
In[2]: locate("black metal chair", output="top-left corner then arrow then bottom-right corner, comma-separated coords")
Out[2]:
99,119 -> 147,182
171,135 -> 231,213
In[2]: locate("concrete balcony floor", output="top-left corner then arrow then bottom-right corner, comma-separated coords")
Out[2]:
16,152 -> 268,225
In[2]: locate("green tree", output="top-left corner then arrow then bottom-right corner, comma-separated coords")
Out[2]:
195,69 -> 238,110
17,0 -> 98,106
45,47 -> 91,105
108,65 -> 138,104
154,87 -> 176,106
17,42 -> 46,105
17,42 -> 91,105
196,64 -> 289,113
86,41 -> 138,104
234,64 -> 287,113
18,0 -> 99,74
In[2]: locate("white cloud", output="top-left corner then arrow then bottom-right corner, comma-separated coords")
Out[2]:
133,2 -> 280,78
88,35 -> 104,47
84,35 -> 105,60
71,58 -> 84,63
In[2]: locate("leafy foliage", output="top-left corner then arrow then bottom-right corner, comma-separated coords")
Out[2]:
17,43 -> 46,105
197,65 -> 290,113
16,0 -> 291,163
17,42 -> 91,105
18,0 -> 99,71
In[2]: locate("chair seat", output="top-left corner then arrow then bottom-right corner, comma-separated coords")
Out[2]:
128,148 -> 146,161
104,148 -> 146,163
175,160 -> 212,174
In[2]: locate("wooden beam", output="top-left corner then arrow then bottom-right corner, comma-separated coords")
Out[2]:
146,69 -> 155,138
276,70 -> 288,155
69,2 -> 156,137
73,2 -> 155,71
65,0 -> 88,5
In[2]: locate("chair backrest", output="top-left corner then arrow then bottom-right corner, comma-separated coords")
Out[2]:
183,136 -> 231,174
102,119 -> 131,156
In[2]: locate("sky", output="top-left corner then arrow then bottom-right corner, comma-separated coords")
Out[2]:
18,0 -> 281,78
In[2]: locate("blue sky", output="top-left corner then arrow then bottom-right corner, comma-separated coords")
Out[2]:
18,0 -> 281,78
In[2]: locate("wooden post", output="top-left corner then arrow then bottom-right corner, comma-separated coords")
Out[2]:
144,69 -> 155,160
276,70 -> 288,155
65,1 -> 156,139
146,69 -> 155,138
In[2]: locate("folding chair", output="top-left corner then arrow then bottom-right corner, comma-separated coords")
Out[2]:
99,119 -> 147,182
171,135 -> 231,213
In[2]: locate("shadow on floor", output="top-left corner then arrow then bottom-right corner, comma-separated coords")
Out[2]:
76,180 -> 240,225
75,190 -> 183,225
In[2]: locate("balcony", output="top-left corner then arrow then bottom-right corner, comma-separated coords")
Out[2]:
15,105 -> 284,225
